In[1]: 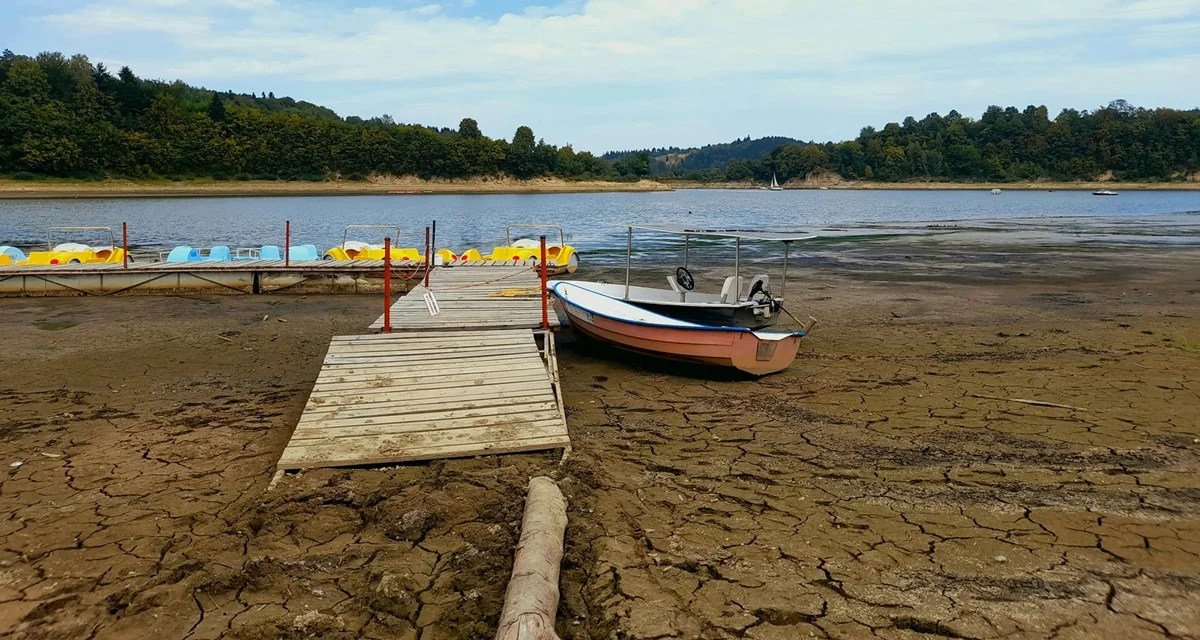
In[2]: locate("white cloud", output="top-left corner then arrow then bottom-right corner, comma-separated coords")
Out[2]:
34,0 -> 1200,150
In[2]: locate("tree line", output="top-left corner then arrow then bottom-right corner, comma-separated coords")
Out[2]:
661,102 -> 1200,184
3,51 -> 1197,184
0,51 -> 653,181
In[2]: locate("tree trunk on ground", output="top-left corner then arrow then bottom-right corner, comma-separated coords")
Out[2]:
494,476 -> 567,640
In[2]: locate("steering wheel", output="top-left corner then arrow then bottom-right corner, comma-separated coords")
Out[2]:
675,266 -> 695,291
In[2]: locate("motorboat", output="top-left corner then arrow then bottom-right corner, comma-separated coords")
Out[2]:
462,225 -> 579,274
1093,190 -> 1118,196
550,281 -> 805,376
573,225 -> 817,329
18,227 -> 129,265
991,188 -> 1002,195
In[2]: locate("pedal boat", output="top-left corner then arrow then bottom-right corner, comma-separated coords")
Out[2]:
461,225 -> 578,274
19,227 -> 129,265
550,280 -> 804,376
322,225 -> 454,263
0,246 -> 26,266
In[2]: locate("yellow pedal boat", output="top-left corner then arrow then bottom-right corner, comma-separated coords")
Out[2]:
461,225 -> 578,274
322,225 -> 455,263
19,227 -> 129,265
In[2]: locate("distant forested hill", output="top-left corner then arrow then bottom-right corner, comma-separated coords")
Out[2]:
0,50 -> 631,181
606,136 -> 804,178
641,103 -> 1200,184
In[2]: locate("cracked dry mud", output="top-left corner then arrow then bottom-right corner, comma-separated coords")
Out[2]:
2,243 -> 1199,639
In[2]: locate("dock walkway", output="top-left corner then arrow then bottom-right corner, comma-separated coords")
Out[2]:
368,264 -> 560,331
279,262 -> 570,469
277,329 -> 569,469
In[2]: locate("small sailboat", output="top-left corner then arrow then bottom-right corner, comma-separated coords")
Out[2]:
550,281 -> 805,376
769,171 -> 783,191
1093,189 -> 1118,196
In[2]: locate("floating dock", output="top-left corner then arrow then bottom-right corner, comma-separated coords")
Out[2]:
278,262 -> 570,469
0,258 -> 536,297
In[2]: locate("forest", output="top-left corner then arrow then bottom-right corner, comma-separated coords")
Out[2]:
657,103 -> 1200,184
0,51 -> 642,181
2,50 -> 1198,184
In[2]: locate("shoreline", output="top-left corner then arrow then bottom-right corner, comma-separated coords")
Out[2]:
662,179 -> 1200,191
4,176 -> 1199,198
0,177 -> 672,199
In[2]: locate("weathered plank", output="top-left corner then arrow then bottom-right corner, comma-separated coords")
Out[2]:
277,328 -> 569,469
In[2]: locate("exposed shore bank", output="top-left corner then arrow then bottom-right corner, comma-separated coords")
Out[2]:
663,179 -> 1200,191
2,240 -> 1198,638
0,176 -> 672,199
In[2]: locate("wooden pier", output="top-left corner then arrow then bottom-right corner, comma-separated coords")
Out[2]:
277,329 -> 568,469
369,264 -> 560,331
278,261 -> 570,469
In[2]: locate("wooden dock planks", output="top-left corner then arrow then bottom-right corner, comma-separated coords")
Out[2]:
277,329 -> 570,469
368,264 -> 559,331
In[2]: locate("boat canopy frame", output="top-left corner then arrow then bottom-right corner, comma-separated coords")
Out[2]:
621,225 -> 818,302
506,224 -> 566,247
341,225 -> 402,248
47,226 -> 116,251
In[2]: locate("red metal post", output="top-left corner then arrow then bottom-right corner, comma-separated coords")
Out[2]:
540,235 -> 549,330
122,222 -> 128,269
285,220 -> 291,267
383,237 -> 392,333
423,226 -> 431,287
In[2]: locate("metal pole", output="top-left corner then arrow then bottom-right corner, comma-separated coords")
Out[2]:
423,226 -> 431,287
540,235 -> 549,330
285,220 -> 291,267
383,237 -> 392,333
431,220 -> 437,263
735,236 -> 741,301
122,222 -> 128,269
781,241 -> 790,301
681,233 -> 689,302
624,226 -> 632,299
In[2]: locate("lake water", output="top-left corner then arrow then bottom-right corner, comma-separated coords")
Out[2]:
2,189 -> 1199,264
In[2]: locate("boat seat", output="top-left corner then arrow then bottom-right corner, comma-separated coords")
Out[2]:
166,246 -> 199,262
0,246 -> 27,264
207,246 -> 232,261
285,245 -> 319,261
260,245 -> 282,260
720,276 -> 744,303
747,274 -> 769,298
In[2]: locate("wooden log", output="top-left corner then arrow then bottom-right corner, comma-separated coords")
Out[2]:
495,476 -> 567,640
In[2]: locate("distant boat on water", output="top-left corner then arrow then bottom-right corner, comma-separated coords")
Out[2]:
991,188 -> 1002,195
768,172 -> 783,191
1093,189 -> 1118,196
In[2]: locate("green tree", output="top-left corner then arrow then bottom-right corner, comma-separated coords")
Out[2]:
207,92 -> 226,122
458,117 -> 481,139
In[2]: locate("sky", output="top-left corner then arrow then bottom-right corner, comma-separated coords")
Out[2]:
4,0 -> 1200,153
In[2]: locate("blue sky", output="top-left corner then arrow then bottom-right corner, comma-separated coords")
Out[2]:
4,0 -> 1200,153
